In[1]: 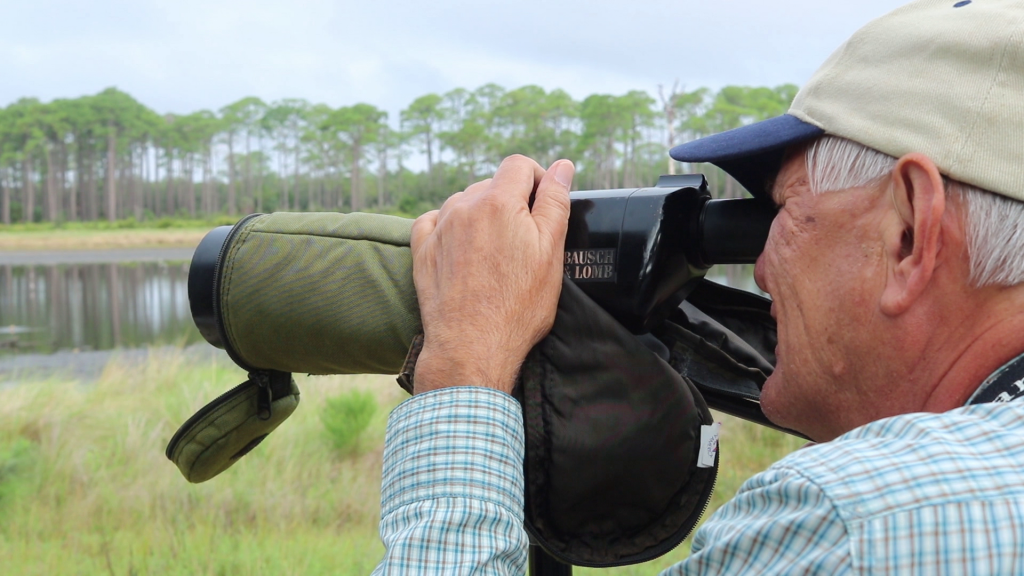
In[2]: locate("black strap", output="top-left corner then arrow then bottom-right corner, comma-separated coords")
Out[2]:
967,352 -> 1024,405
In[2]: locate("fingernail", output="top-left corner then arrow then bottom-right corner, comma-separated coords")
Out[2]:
553,161 -> 575,189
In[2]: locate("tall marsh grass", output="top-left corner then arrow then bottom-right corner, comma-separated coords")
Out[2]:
0,350 -> 404,575
0,349 -> 804,575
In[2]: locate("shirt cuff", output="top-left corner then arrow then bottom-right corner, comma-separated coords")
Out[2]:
380,387 -> 525,520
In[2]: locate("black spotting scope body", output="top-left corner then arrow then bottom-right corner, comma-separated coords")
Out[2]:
563,174 -> 775,332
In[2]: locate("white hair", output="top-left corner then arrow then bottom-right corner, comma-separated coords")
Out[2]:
804,136 -> 1024,288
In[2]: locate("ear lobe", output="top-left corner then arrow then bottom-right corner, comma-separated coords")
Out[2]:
880,154 -> 947,316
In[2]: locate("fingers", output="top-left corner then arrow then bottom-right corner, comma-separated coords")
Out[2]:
532,160 -> 574,241
462,178 -> 493,198
491,155 -> 546,206
411,209 -> 439,253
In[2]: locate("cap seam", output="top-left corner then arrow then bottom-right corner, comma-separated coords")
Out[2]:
951,12 -> 1024,179
789,38 -> 854,131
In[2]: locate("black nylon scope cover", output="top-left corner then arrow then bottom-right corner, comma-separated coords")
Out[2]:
401,278 -> 718,567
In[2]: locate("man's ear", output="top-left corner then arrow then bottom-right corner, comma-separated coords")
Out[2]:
880,153 -> 947,316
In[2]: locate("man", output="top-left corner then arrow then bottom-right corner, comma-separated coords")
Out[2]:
374,0 -> 1024,573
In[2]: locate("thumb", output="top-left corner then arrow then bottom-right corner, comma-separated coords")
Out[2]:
532,160 -> 573,243
410,209 -> 439,254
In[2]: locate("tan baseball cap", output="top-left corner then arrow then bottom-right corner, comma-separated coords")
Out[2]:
671,0 -> 1024,201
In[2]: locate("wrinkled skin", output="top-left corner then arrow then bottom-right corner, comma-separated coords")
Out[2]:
754,151 -> 902,438
410,155 -> 574,395
755,148 -> 1024,441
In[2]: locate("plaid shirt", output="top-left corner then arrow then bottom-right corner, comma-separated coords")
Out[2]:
373,387 -> 1024,575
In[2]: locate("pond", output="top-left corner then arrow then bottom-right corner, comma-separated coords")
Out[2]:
0,258 -> 201,356
0,248 -> 760,365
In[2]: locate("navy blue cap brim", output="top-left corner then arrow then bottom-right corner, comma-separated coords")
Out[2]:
670,114 -> 824,199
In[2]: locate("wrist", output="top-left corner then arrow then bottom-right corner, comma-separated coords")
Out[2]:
413,343 -> 521,396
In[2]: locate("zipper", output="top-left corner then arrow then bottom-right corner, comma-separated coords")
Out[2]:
675,377 -> 719,545
165,378 -> 255,459
165,368 -> 293,459
252,371 -> 273,421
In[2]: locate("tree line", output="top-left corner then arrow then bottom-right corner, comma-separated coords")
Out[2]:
0,83 -> 797,224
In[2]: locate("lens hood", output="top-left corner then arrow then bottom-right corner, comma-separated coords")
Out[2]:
188,224 -> 233,349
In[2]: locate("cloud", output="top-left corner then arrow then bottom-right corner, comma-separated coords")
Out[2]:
0,0 -> 908,118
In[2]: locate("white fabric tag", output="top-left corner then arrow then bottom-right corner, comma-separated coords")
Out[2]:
697,422 -> 721,469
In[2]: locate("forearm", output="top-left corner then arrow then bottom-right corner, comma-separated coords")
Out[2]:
373,387 -> 529,576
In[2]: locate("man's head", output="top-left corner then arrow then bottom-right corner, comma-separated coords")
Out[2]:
671,0 -> 1024,440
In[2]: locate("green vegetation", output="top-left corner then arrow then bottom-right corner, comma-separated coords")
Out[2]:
0,84 -> 797,226
0,350 -> 803,574
321,390 -> 379,455
0,215 -> 238,233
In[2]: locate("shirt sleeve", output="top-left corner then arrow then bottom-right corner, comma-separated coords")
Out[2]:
662,465 -> 853,575
372,386 -> 529,576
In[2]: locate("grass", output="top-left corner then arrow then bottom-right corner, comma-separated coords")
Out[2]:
0,349 -> 804,575
0,216 -> 241,234
0,218 -> 242,251
0,228 -> 215,251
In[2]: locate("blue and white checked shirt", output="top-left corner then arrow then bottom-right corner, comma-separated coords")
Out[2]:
372,387 -> 1024,575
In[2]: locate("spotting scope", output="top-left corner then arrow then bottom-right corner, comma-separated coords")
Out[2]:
187,174 -> 775,376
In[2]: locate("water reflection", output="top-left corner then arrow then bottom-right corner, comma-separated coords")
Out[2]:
0,261 -> 200,355
0,259 -> 761,358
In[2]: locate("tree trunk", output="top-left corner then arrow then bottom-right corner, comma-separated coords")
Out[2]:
150,144 -> 160,216
279,153 -> 289,211
86,147 -> 98,221
255,137 -> 265,213
106,122 -> 117,222
293,145 -> 301,211
63,142 -> 77,222
255,166 -> 264,213
73,145 -> 85,221
339,157 -> 348,210
23,157 -> 35,223
1,169 -> 9,225
378,143 -> 387,207
45,146 -> 58,222
226,133 -> 236,216
141,143 -> 150,217
425,129 -> 434,186
131,146 -> 142,220
351,141 -> 362,212
186,155 -> 196,217
203,143 -> 213,215
659,83 -> 679,176
245,131 -> 252,212
58,145 -> 66,219
165,148 -> 176,216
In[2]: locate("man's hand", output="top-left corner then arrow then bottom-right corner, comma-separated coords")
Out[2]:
410,155 -> 574,395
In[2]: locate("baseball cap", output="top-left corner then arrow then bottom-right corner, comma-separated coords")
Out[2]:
670,0 -> 1024,201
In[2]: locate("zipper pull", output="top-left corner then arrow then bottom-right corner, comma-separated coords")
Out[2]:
252,371 -> 273,421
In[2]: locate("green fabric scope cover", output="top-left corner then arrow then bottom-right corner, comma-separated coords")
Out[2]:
166,371 -> 299,483
168,212 -> 420,485
221,212 -> 421,375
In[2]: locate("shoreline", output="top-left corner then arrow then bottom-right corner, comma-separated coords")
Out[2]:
0,228 -> 210,252
0,247 -> 195,265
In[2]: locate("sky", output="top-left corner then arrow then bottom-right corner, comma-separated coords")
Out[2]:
1,0 -> 911,120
